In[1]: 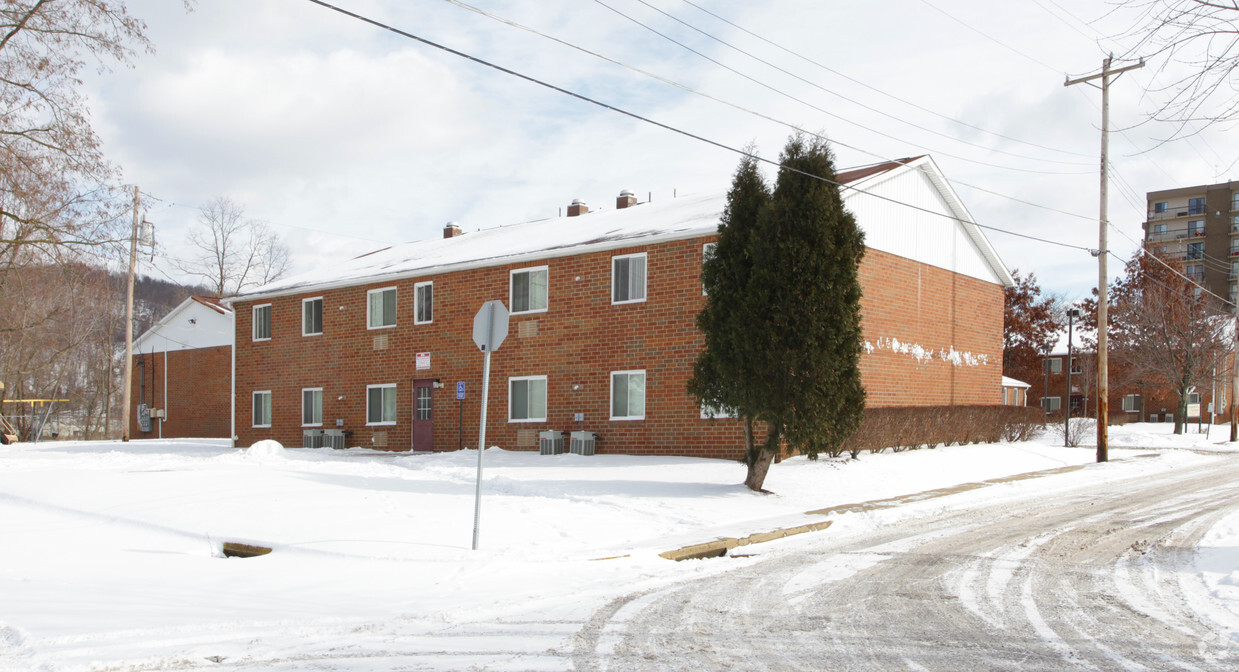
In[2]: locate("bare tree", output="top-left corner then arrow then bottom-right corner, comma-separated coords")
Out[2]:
0,261 -> 115,440
177,197 -> 291,298
1116,1 -> 1239,134
1108,252 -> 1232,434
0,1 -> 156,279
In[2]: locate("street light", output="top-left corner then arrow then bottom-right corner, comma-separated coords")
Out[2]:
1065,307 -> 1083,447
1042,344 -> 1051,416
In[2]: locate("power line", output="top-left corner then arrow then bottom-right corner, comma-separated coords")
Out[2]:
441,0 -> 1100,221
677,0 -> 1093,160
592,0 -> 1093,177
304,0 -> 1099,255
918,0 -> 1065,75
626,0 -> 1092,168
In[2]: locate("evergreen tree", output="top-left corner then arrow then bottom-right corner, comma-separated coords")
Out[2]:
693,134 -> 866,491
690,150 -> 770,482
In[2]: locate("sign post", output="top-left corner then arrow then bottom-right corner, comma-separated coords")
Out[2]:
470,300 -> 509,550
456,381 -> 465,452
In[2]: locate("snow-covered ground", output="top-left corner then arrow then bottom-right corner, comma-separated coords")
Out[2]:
1,422 -> 1237,670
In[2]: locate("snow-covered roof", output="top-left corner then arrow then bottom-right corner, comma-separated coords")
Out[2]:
1049,326 -> 1096,356
231,155 -> 1014,303
1002,376 -> 1032,388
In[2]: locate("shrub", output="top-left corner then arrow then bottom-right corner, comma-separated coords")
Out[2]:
838,406 -> 1045,457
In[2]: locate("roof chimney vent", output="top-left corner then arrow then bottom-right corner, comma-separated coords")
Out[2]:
616,189 -> 637,209
443,221 -> 462,238
568,199 -> 589,217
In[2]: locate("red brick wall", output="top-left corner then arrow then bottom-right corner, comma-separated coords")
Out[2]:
858,249 -> 1004,407
129,345 -> 232,439
232,237 -> 1004,459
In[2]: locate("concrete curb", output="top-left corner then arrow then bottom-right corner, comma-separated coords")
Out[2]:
659,454 -> 1158,561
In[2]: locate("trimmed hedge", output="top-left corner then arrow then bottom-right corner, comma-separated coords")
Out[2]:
834,405 -> 1046,458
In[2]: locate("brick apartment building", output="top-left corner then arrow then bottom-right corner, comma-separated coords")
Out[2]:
1032,327 -> 1232,425
1144,180 -> 1239,305
225,156 -> 1014,459
128,296 -> 233,439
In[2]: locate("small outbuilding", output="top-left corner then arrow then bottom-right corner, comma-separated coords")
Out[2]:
128,296 -> 234,439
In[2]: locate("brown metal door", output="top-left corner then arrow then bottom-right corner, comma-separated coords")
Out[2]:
412,379 -> 434,451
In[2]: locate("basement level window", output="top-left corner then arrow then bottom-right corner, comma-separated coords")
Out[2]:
252,391 -> 272,428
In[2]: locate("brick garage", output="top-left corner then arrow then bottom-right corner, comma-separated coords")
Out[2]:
129,296 -> 233,439
228,156 -> 1013,459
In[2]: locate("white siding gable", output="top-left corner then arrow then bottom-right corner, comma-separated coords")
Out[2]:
842,158 -> 1010,286
134,298 -> 234,355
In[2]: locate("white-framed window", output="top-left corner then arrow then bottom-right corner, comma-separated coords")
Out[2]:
1153,223 -> 1167,234
1190,197 -> 1206,215
1188,392 -> 1201,405
302,388 -> 323,426
1042,396 -> 1061,412
303,297 -> 323,336
1189,219 -> 1205,236
1070,357 -> 1082,374
1154,201 -> 1167,214
414,281 -> 433,324
252,390 -> 272,427
1121,394 -> 1140,413
612,253 -> 647,304
510,266 -> 548,314
508,376 -> 547,422
700,402 -> 736,419
366,384 -> 397,425
611,370 -> 646,420
367,287 -> 397,329
1232,193 -> 1239,211
1002,388 -> 1009,405
252,304 -> 271,341
702,242 -> 715,296
1045,357 -> 1062,374
1188,241 -> 1204,259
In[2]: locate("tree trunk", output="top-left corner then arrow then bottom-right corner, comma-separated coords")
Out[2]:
743,416 -> 775,492
1176,389 -> 1187,435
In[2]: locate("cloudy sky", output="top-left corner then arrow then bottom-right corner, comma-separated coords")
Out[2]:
84,0 -> 1239,301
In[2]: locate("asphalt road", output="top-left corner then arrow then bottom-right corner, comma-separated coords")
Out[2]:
572,455 -> 1239,671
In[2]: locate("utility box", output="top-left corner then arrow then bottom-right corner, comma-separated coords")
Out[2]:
569,431 -> 596,456
303,429 -> 324,449
539,430 -> 564,455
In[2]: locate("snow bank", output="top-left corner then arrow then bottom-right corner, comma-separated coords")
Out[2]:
0,427 -> 1233,669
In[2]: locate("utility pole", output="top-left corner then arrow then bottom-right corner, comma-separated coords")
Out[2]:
121,186 -> 139,441
1065,54 -> 1143,463
1232,307 -> 1237,441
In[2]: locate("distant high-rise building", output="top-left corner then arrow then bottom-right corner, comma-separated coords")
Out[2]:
1144,181 -> 1239,305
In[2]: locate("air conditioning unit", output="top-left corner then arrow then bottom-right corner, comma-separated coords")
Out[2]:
569,431 -> 596,456
303,429 -> 324,449
325,429 -> 346,450
539,430 -> 564,455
